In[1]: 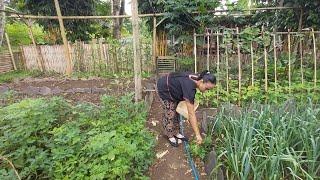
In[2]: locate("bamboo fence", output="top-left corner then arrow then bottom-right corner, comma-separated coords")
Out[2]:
0,52 -> 14,73
21,38 -> 152,74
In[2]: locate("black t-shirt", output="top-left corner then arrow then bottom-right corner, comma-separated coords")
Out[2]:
157,72 -> 196,104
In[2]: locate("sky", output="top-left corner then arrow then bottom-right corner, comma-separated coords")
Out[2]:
125,0 -> 132,16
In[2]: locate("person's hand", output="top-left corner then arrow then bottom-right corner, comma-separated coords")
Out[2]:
195,134 -> 203,145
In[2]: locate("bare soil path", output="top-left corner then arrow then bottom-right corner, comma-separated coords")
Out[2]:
146,95 -> 207,180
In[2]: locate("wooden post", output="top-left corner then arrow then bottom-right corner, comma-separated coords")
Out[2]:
99,38 -> 104,71
20,46 -> 27,70
68,41 -> 73,71
312,28 -> 317,90
153,16 -> 157,74
131,0 -> 142,101
250,41 -> 254,86
27,21 -> 44,71
216,31 -> 220,81
225,39 -> 229,94
194,32 -> 197,73
299,36 -> 304,84
216,31 -> 220,103
54,0 -> 72,75
263,32 -> 268,93
104,44 -> 109,71
288,30 -> 291,94
273,34 -> 277,89
5,33 -> 17,70
92,39 -> 97,73
206,33 -> 210,70
236,27 -> 241,106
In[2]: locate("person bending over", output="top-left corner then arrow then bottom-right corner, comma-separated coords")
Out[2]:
156,70 -> 216,147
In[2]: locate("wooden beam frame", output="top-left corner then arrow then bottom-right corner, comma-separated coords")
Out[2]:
4,6 -> 299,20
54,0 -> 72,75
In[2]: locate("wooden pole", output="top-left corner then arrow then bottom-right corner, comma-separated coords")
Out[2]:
5,33 -> 16,70
216,31 -> 220,81
27,21 -> 43,71
288,30 -> 291,94
312,28 -> 317,90
225,38 -> 229,94
236,27 -> 241,106
6,7 -> 300,20
250,41 -> 254,86
264,35 -> 268,93
20,46 -> 27,70
194,32 -> 197,73
99,38 -> 104,71
273,34 -> 277,89
54,0 -> 72,75
216,31 -> 220,103
206,33 -> 210,70
131,0 -> 142,101
153,16 -> 157,74
299,37 -> 304,84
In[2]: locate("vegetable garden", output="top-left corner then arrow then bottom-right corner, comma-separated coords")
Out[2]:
0,0 -> 320,180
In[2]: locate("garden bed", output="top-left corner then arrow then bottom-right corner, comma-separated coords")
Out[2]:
196,101 -> 320,179
0,77 -> 155,105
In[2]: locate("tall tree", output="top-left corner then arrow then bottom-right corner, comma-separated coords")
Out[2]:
11,0 -> 99,42
112,0 -> 125,39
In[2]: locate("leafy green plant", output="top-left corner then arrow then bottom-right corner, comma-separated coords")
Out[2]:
176,57 -> 194,72
5,22 -> 47,46
190,135 -> 213,161
0,94 -> 155,179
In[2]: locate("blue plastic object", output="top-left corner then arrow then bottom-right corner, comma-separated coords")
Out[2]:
179,115 -> 200,180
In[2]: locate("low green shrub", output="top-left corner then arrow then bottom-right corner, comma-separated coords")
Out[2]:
0,94 -> 155,179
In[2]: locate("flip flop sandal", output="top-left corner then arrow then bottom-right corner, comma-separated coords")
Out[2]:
167,137 -> 179,147
174,135 -> 189,142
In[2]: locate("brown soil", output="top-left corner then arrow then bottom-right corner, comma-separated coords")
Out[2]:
3,77 -> 155,104
147,95 -> 207,180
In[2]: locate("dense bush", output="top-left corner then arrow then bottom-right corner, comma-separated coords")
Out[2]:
0,94 -> 155,179
5,22 -> 47,46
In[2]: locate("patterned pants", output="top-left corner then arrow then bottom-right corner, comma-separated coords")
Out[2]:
160,99 -> 180,138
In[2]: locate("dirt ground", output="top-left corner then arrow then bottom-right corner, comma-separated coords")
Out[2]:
1,77 -> 155,104
146,95 -> 207,180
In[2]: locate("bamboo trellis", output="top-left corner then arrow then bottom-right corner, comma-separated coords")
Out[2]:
193,28 -> 319,105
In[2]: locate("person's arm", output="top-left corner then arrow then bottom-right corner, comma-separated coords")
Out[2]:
186,100 -> 203,144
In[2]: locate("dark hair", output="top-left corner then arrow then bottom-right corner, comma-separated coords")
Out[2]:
193,70 -> 216,84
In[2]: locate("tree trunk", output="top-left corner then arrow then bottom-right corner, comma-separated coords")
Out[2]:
112,0 -> 125,39
119,0 -> 125,32
0,0 -> 5,47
